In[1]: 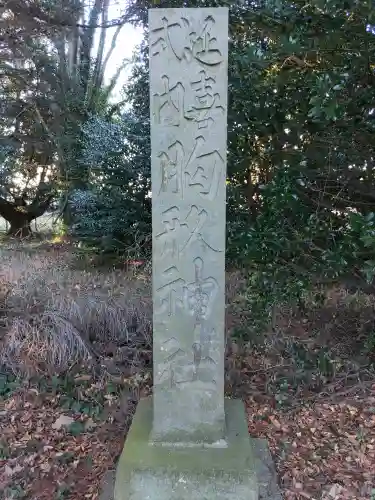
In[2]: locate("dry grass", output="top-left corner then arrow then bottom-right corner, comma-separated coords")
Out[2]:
0,245 -> 152,375
1,242 -> 375,380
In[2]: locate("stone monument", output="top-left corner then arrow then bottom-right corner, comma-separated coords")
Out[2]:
113,7 -> 280,500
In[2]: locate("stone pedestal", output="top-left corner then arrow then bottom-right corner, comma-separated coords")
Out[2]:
114,397 -> 258,500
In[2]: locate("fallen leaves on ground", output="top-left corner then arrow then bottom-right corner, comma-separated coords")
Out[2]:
246,394 -> 375,500
0,381 -> 140,500
1,383 -> 375,500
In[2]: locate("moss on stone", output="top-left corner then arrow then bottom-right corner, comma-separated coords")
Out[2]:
114,397 -> 258,500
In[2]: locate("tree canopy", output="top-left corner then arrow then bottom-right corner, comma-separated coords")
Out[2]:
121,0 -> 375,328
0,0 -> 131,234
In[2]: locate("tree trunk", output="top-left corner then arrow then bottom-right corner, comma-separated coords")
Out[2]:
6,213 -> 33,237
0,191 -> 54,238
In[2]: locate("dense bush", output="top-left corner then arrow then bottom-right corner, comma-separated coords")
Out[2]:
69,109 -> 151,255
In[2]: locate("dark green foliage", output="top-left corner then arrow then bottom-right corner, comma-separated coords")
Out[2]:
69,66 -> 151,252
121,0 -> 375,338
69,39 -> 151,254
0,0 -> 132,232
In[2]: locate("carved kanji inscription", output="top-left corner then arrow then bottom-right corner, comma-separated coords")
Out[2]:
154,75 -> 185,127
183,257 -> 218,320
185,69 -> 225,129
153,70 -> 224,129
154,265 -> 185,316
154,259 -> 218,318
158,140 -> 184,195
150,7 -> 228,441
157,135 -> 225,201
185,136 -> 225,201
150,15 -> 223,66
155,205 -> 222,258
156,330 -> 218,388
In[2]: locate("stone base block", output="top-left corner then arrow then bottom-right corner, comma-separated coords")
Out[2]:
114,396 -> 258,500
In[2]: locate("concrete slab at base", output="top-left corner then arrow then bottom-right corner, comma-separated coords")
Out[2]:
113,397 -> 259,500
100,439 -> 282,500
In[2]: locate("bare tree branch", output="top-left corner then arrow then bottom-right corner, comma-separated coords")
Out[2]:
100,22 -> 126,86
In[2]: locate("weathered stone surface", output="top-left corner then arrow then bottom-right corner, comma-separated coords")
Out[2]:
106,399 -> 282,500
103,439 -> 282,500
100,471 -> 116,500
255,439 -> 283,500
114,397 -> 258,500
150,7 -> 228,443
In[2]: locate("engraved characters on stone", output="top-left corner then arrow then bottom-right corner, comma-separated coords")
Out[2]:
155,205 -> 222,258
157,135 -> 225,201
151,15 -> 223,66
153,71 -> 224,129
151,10 -> 226,399
155,258 -> 220,388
